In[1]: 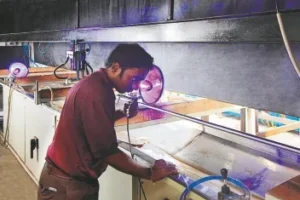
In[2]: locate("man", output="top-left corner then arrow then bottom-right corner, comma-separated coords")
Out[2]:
38,43 -> 178,200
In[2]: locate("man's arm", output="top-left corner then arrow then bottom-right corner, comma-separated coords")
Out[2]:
104,149 -> 151,180
104,148 -> 178,182
81,99 -> 177,181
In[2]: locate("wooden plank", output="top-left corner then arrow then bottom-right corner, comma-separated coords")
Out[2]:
258,111 -> 296,125
51,100 -> 65,110
0,69 -> 9,76
15,73 -> 77,84
40,88 -> 70,99
0,67 -> 71,76
266,175 -> 300,200
115,99 -> 235,126
28,67 -> 70,73
257,122 -> 300,138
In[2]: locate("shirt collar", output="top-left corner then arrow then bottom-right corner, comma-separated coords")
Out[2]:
98,68 -> 116,100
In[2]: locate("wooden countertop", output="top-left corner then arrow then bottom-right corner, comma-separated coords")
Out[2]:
266,174 -> 300,200
2,66 -> 299,199
0,67 -> 77,84
0,66 -> 74,77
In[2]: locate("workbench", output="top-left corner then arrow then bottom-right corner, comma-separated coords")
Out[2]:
0,67 -> 299,200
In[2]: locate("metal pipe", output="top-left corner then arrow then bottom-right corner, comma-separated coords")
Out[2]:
34,80 -> 40,105
117,94 -> 300,154
167,0 -> 174,21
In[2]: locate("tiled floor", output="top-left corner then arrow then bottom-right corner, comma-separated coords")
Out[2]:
0,145 -> 37,200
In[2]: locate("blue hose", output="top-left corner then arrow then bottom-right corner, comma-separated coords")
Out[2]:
179,175 -> 251,200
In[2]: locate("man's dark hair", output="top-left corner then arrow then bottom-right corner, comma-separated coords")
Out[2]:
105,43 -> 153,69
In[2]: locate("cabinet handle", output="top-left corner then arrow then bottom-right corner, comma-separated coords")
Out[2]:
30,137 -> 39,159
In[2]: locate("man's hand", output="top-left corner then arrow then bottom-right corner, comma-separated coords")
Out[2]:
150,159 -> 179,182
104,150 -> 179,181
123,100 -> 138,118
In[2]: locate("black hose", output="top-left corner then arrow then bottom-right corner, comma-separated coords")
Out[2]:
85,61 -> 94,74
76,55 -> 80,80
54,57 -> 70,79
126,117 -> 148,200
85,63 -> 90,75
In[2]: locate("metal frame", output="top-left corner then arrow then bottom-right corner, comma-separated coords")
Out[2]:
119,142 -> 213,200
142,101 -> 300,155
0,12 -> 299,43
118,97 -> 300,199
118,94 -> 300,157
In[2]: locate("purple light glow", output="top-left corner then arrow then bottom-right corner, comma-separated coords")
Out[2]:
139,80 -> 152,91
9,62 -> 28,78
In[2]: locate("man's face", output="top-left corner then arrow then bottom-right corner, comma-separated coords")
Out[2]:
111,63 -> 149,93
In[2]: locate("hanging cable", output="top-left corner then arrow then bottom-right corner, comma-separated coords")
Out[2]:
126,115 -> 148,200
54,57 -> 70,79
85,62 -> 90,76
275,0 -> 300,77
1,87 -> 14,147
85,61 -> 93,74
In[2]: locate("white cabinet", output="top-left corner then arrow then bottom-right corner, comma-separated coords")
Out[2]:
3,86 -> 26,161
2,84 -> 58,180
25,100 -> 58,180
99,166 -> 133,200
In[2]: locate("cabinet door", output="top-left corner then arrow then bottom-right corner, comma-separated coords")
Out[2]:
25,100 -> 57,181
1,85 -> 8,139
3,86 -> 26,161
98,166 -> 133,200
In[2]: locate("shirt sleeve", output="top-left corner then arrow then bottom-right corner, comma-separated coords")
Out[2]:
80,99 -> 119,159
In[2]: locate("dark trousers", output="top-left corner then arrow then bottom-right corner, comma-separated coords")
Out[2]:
37,163 -> 99,200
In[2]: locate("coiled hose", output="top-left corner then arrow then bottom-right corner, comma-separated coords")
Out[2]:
179,175 -> 251,200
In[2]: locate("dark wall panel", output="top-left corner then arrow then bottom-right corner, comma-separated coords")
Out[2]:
15,0 -> 77,32
282,0 -> 300,10
2,0 -> 300,33
143,43 -> 300,118
79,0 -> 169,28
174,0 -> 300,20
0,2 -> 15,34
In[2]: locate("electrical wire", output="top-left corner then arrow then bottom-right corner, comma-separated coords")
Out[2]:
85,61 -> 94,75
84,63 -> 89,76
126,116 -> 148,200
54,57 -> 70,79
274,0 -> 300,77
1,87 -> 14,148
0,82 -> 29,147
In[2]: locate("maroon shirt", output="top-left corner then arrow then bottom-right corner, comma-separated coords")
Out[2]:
46,69 -> 119,180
